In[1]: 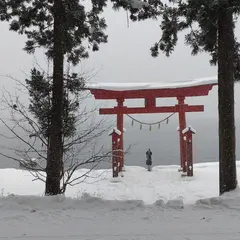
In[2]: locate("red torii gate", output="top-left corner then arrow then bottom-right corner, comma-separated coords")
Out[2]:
87,77 -> 217,175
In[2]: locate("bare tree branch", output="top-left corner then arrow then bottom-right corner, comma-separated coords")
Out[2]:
0,70 -> 126,194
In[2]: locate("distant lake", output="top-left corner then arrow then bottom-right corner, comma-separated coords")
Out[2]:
1,117 -> 239,170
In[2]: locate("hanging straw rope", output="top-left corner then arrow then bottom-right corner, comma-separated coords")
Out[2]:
126,112 -> 176,126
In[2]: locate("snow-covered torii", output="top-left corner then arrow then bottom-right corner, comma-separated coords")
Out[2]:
86,77 -> 217,173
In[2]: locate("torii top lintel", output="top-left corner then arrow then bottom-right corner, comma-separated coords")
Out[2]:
86,77 -> 217,100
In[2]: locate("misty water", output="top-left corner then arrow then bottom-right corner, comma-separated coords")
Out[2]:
1,116 -> 239,169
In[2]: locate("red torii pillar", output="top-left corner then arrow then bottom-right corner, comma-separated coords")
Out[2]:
109,128 -> 121,177
117,99 -> 124,172
177,97 -> 187,172
182,126 -> 196,177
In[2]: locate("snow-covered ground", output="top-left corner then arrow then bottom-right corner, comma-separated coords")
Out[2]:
1,162 -> 240,239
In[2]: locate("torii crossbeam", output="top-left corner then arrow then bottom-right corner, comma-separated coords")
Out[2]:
86,77 -> 217,174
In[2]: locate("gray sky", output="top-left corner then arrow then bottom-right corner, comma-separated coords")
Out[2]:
0,5 -> 239,121
1,5 -> 240,168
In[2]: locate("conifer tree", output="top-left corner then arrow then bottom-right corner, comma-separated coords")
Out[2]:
149,1 -> 240,194
1,0 -> 108,195
0,0 -> 163,195
26,68 -> 84,144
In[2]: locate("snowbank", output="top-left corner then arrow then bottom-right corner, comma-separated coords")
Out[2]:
1,161 -> 240,206
0,193 -> 187,212
1,163 -> 240,239
0,194 -> 145,211
196,188 -> 240,210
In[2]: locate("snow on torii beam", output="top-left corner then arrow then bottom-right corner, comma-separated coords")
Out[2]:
86,77 -> 217,100
86,76 -> 217,173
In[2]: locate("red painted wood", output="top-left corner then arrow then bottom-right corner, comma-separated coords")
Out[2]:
117,99 -> 124,171
178,97 -> 187,172
110,131 -> 120,178
89,84 -> 215,100
145,98 -> 156,108
99,105 -> 204,115
183,129 -> 194,177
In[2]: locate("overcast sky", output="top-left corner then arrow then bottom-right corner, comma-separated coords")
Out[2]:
0,5 -> 239,121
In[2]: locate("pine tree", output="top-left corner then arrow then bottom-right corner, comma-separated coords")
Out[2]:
149,1 -> 240,194
25,68 -> 84,150
1,0 -> 108,195
25,67 -> 85,193
1,0 -> 164,195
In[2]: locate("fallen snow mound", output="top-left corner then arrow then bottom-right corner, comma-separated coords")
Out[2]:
0,194 -> 144,211
0,193 -> 185,212
196,188 -> 240,210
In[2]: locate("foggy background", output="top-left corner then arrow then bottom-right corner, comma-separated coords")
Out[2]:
0,5 -> 239,169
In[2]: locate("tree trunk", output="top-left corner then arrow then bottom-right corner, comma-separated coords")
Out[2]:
45,0 -> 64,195
218,8 -> 237,195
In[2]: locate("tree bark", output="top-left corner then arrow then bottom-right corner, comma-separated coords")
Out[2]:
218,8 -> 237,195
45,0 -> 64,195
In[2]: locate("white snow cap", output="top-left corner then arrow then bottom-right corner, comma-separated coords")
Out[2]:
86,76 -> 217,91
108,127 -> 121,136
182,126 -> 196,134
